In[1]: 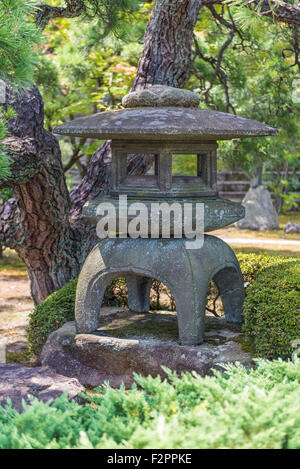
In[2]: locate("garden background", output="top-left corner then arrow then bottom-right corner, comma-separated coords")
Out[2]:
0,0 -> 299,449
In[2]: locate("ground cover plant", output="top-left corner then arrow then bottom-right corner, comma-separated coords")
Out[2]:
0,359 -> 299,449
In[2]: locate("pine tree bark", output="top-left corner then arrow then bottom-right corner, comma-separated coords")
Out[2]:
0,86 -> 89,303
0,0 -> 202,304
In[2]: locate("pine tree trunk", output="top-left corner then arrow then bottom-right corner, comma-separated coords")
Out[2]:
0,0 -> 202,304
132,0 -> 201,89
0,86 -> 88,303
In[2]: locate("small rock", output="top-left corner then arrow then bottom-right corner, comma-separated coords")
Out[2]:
0,364 -> 85,412
284,221 -> 300,234
235,185 -> 279,231
122,85 -> 200,108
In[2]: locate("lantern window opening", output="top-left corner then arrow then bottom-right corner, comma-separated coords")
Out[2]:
172,154 -> 198,177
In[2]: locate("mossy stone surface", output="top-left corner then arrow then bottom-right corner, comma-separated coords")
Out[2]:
96,309 -> 243,346
41,313 -> 252,389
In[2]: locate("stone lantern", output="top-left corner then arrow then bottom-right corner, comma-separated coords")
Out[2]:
54,85 -> 277,346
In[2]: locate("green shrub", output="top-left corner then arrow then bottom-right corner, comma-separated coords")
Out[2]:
0,359 -> 300,449
27,252 -> 300,359
238,254 -> 300,359
27,277 -> 128,357
27,279 -> 78,357
236,252 -> 289,284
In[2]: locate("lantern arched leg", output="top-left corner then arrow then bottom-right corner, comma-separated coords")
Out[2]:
126,275 -> 152,313
213,266 -> 245,324
75,236 -> 245,345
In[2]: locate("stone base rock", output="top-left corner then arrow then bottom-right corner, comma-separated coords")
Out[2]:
42,310 -> 253,389
0,364 -> 85,412
235,185 -> 279,231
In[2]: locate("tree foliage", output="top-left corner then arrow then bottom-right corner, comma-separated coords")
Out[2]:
190,5 -> 299,197
0,0 -> 41,178
1,1 -> 299,184
36,0 -> 141,31
35,3 -> 150,178
35,2 -> 299,199
0,0 -> 41,83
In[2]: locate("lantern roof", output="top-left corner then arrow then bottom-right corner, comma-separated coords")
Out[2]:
54,85 -> 277,141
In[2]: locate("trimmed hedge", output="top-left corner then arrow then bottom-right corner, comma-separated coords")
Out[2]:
27,278 -> 77,357
27,252 -> 300,359
238,253 -> 300,359
1,359 -> 300,449
26,277 -> 127,357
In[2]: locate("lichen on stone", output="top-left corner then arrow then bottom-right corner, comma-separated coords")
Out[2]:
122,85 -> 200,108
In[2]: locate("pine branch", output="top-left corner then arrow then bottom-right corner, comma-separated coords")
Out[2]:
193,5 -> 237,113
203,0 -> 300,27
35,1 -> 85,29
35,0 -> 141,30
0,137 -> 42,188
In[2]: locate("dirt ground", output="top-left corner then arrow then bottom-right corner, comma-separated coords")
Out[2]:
0,250 -> 33,364
211,213 -> 300,256
0,212 -> 299,365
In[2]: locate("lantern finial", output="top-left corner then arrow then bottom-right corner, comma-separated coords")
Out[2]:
122,85 -> 200,108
